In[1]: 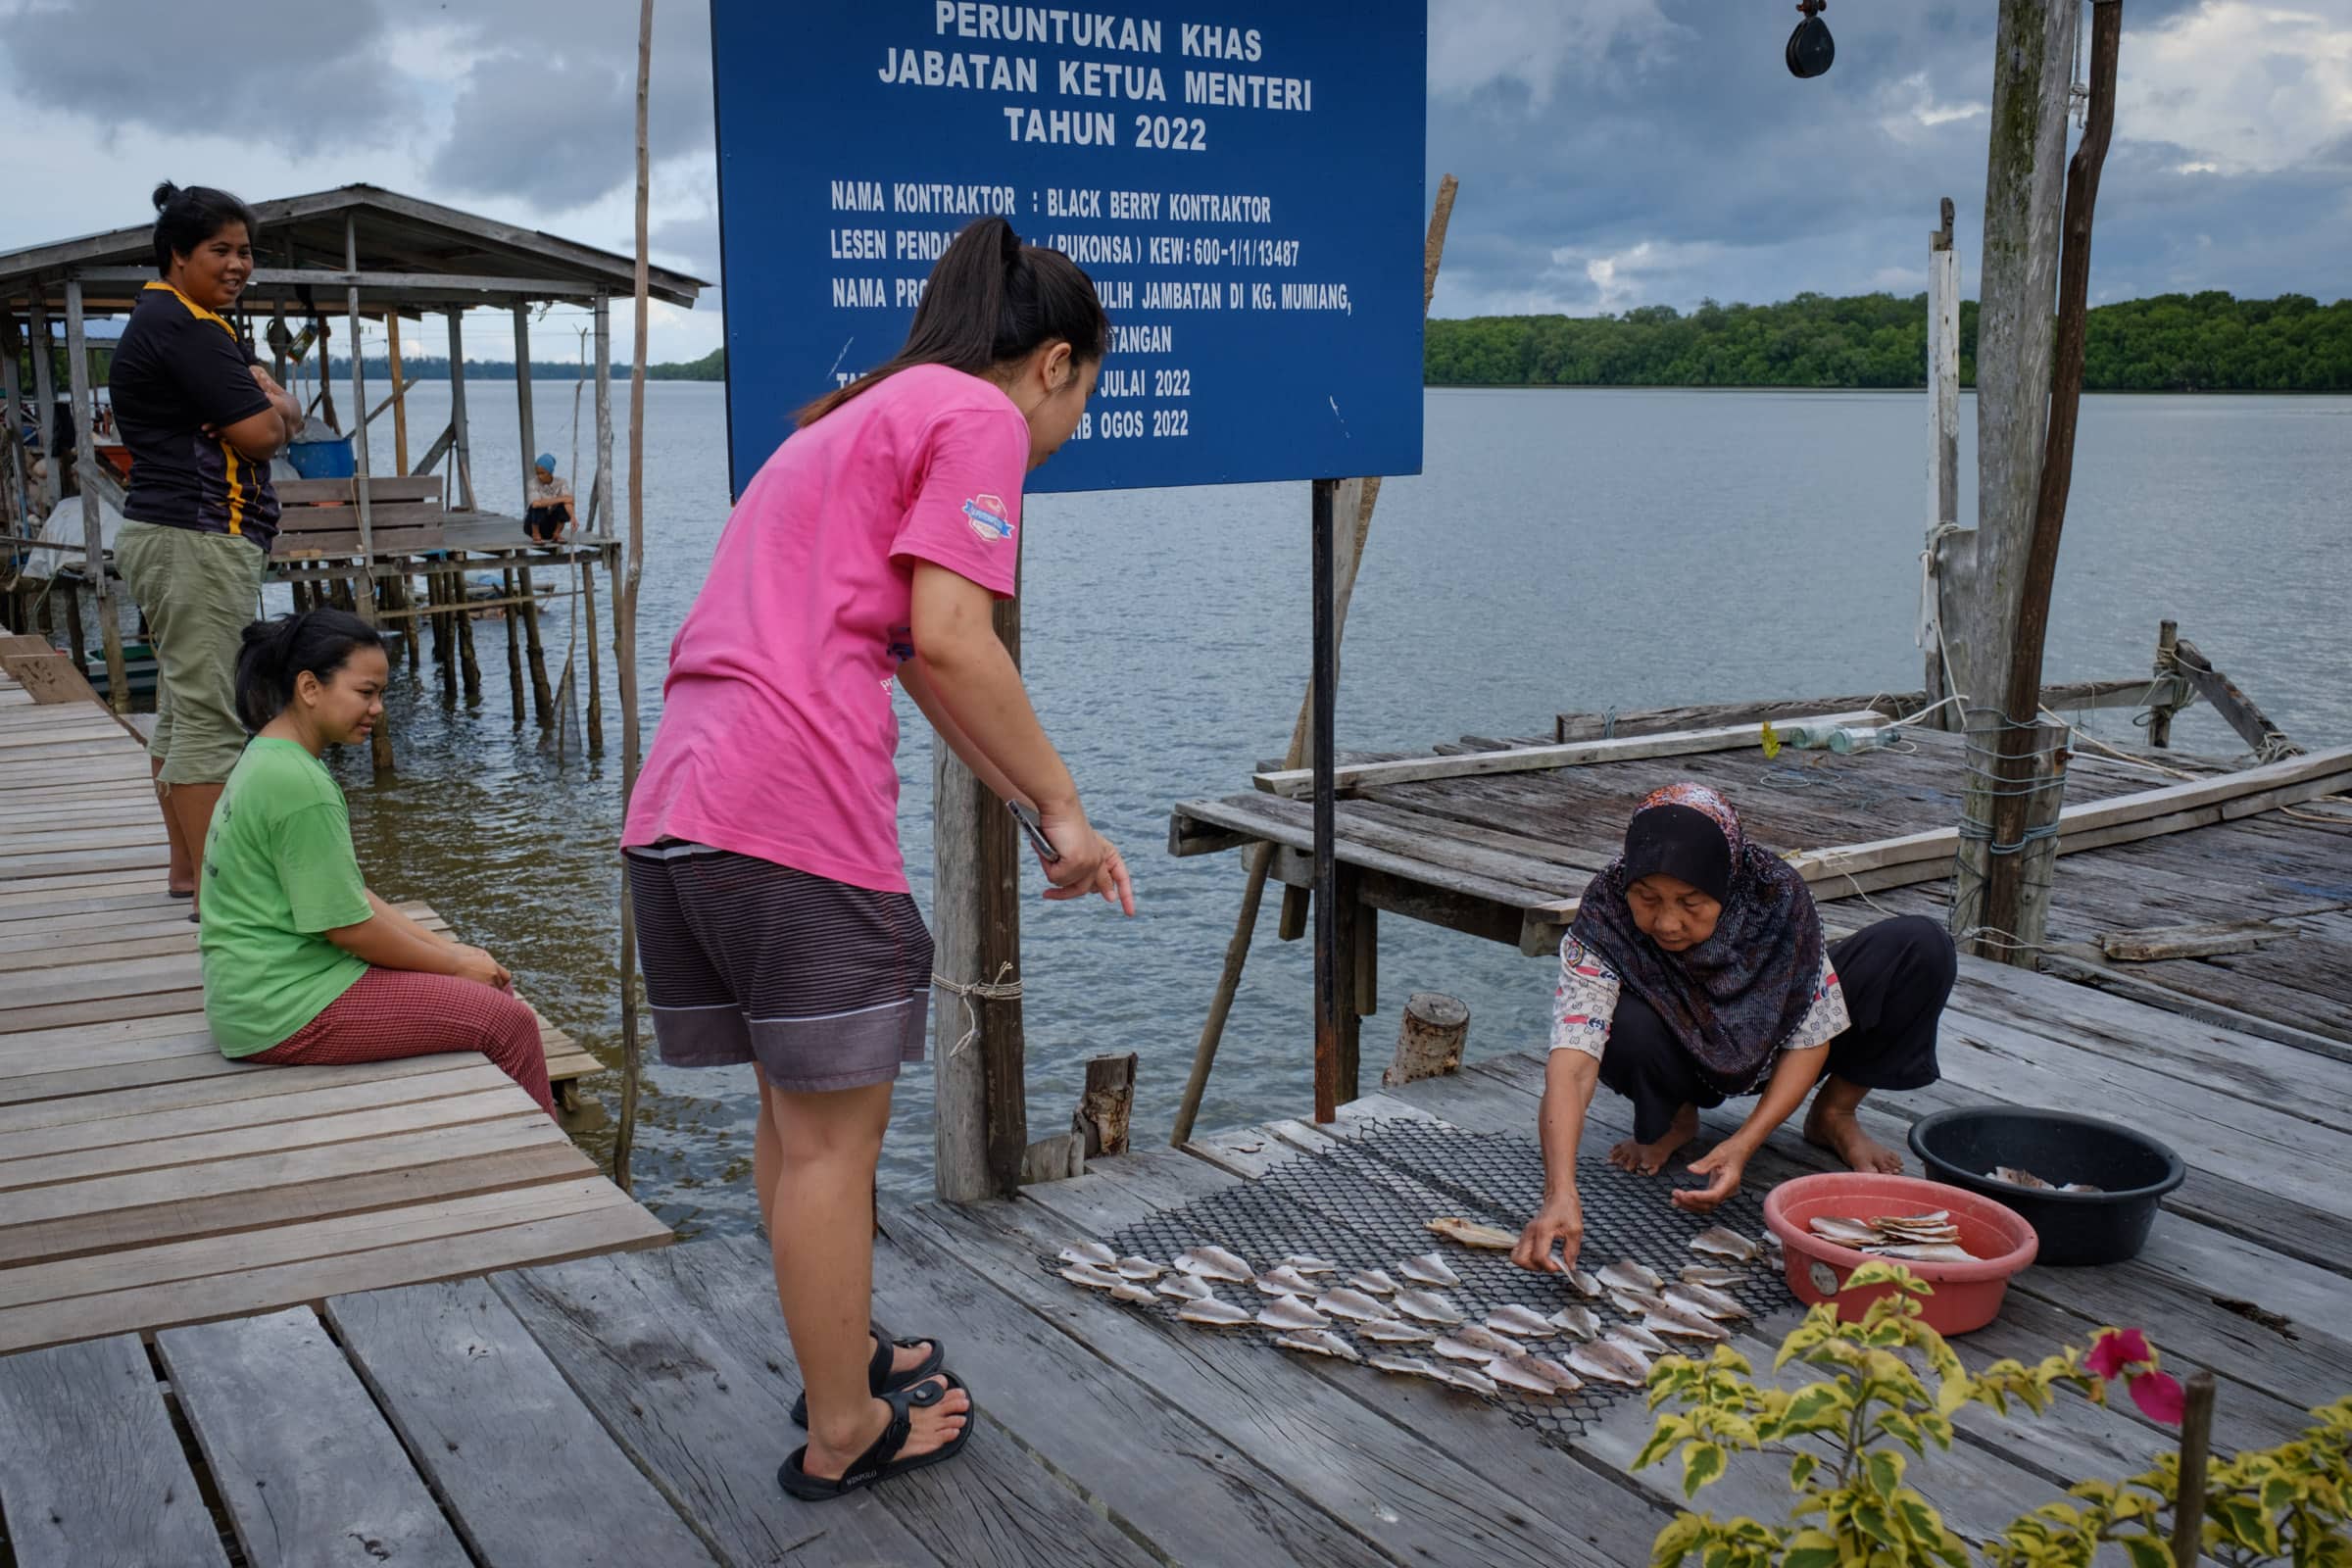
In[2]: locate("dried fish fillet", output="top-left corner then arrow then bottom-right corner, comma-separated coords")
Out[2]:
1484,1305 -> 1558,1339
1433,1335 -> 1499,1364
1115,1256 -> 1164,1281
1061,1264 -> 1154,1304
1426,1216 -> 1517,1250
1808,1216 -> 1884,1248
1177,1298 -> 1254,1327
1546,1304 -> 1600,1341
1569,1340 -> 1650,1387
1348,1268 -> 1400,1297
1690,1226 -> 1763,1262
1564,1267 -> 1604,1299
1443,1364 -> 1500,1396
1312,1289 -> 1389,1323
1871,1243 -> 1975,1263
1608,1288 -> 1670,1317
1448,1325 -> 1523,1359
1679,1265 -> 1748,1288
1642,1306 -> 1731,1343
1366,1351 -> 1444,1380
1175,1246 -> 1254,1282
1156,1273 -> 1216,1302
1665,1282 -> 1749,1320
1278,1254 -> 1339,1275
1611,1323 -> 1669,1356
1274,1329 -> 1361,1362
1515,1355 -> 1585,1394
1255,1265 -> 1323,1298
1487,1357 -> 1566,1396
1599,1261 -> 1664,1293
1394,1289 -> 1466,1325
1058,1242 -> 1117,1268
1397,1252 -> 1463,1289
1256,1295 -> 1332,1331
1359,1318 -> 1435,1345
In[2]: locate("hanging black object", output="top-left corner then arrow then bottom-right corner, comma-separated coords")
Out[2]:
1788,0 -> 1834,78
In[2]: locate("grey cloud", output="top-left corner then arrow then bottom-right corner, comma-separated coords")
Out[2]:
0,0 -> 399,152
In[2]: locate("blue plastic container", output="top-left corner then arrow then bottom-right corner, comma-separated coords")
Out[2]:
282,435 -> 356,480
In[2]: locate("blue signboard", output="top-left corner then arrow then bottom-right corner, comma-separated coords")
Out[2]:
708,1 -> 1427,495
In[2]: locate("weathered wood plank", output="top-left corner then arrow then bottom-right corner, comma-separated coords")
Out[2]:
326,1277 -> 719,1566
0,1061 -> 510,1158
0,1333 -> 231,1567
157,1308 -> 469,1568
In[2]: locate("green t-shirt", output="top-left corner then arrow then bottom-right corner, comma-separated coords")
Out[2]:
199,737 -> 371,1055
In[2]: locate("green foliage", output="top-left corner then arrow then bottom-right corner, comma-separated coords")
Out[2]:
1637,1265 -> 2352,1567
1425,292 -> 2352,393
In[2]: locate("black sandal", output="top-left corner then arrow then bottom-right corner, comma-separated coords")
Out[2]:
777,1373 -> 971,1500
789,1323 -> 943,1428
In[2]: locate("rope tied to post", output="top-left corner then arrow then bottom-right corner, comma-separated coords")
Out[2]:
934,961 -> 1024,1057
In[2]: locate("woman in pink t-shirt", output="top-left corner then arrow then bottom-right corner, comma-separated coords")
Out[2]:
622,218 -> 1132,1501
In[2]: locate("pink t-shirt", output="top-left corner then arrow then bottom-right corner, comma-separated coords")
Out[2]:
622,365 -> 1027,891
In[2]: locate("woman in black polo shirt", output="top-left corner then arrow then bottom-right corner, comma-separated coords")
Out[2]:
110,182 -> 304,912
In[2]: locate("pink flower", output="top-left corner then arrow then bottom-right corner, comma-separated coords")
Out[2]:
2086,1328 -> 2153,1379
2129,1370 -> 2186,1425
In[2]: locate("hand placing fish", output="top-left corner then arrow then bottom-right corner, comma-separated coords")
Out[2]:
1670,1140 -> 1749,1213
1510,1188 -> 1586,1277
1426,1216 -> 1518,1250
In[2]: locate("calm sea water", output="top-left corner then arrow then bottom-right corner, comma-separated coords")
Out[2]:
325,382 -> 2352,1231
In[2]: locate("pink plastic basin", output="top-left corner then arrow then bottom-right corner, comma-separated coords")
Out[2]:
1763,1171 -> 2039,1335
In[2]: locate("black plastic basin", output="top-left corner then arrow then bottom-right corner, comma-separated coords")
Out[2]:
1907,1107 -> 2184,1267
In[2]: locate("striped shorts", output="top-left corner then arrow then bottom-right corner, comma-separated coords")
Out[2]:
623,842 -> 933,1094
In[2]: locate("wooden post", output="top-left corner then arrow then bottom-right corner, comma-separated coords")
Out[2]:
612,0 -> 655,1194
2149,618 -> 2180,748
501,565 -> 524,720
62,573 -> 86,673
386,314 -> 411,475
932,588 -> 1029,1201
2169,1370 -> 2217,1568
1977,0 -> 2117,956
1942,0 -> 2080,719
1951,710 -> 2069,966
593,297 -> 614,542
344,220 -> 393,774
446,311 -> 475,512
1922,197 -> 1962,725
1,313 -> 26,532
25,297 -> 56,516
2170,637 -> 2297,760
579,557 -> 603,749
1384,992 -> 1470,1087
513,303 -> 537,513
63,281 -> 128,712
455,569 -> 481,701
432,569 -> 459,702
1072,1053 -> 1138,1160
518,563 -> 553,724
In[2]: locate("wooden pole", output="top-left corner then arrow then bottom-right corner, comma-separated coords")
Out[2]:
2170,1370 -> 2217,1567
63,281 -> 127,712
455,568 -> 482,701
612,0 -> 654,1192
586,293 -> 613,752
1944,0 -> 2080,720
518,562 -> 553,723
387,315 -> 411,475
1169,172 -> 1459,1147
1923,197 -> 1961,726
25,298 -> 55,517
512,303 -> 537,512
446,311 -> 475,512
579,557 -> 603,749
501,565 -> 524,721
1977,0 -> 2118,959
343,224 -> 393,774
2149,618 -> 2180,748
1,314 -> 27,533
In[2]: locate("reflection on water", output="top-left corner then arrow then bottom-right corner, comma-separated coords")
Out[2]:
318,382 -> 2352,1237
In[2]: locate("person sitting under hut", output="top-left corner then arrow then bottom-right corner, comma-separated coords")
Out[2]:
1514,782 -> 1957,1273
523,453 -> 574,543
197,608 -> 555,1115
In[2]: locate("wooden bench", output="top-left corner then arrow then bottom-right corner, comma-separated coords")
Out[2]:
272,476 -> 446,559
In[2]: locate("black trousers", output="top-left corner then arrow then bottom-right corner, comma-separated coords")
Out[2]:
1597,914 -> 1957,1143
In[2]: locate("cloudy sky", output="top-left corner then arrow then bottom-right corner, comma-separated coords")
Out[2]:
3,0 -> 2344,362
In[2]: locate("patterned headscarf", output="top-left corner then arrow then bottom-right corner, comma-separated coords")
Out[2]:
1570,782 -> 1826,1092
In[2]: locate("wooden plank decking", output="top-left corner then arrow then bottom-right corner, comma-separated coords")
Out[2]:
0,670 -> 665,1357
5,932 -> 2345,1566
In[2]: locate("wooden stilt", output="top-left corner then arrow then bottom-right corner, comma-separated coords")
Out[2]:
401,568 -> 420,670
579,558 -> 603,750
518,564 -> 553,725
432,572 -> 458,703
455,570 -> 482,701
501,567 -> 524,724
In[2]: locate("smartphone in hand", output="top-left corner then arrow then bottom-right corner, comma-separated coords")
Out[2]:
1007,800 -> 1061,862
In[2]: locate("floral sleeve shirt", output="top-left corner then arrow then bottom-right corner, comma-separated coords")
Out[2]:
1548,933 -> 1850,1073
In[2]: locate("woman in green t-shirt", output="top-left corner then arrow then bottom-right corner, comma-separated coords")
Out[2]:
199,609 -> 553,1114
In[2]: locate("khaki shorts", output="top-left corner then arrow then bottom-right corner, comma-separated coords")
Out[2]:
114,520 -> 268,785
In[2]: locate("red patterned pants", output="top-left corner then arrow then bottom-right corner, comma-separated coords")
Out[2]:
246,965 -> 557,1116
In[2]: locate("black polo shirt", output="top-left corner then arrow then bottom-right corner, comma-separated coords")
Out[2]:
108,281 -> 280,550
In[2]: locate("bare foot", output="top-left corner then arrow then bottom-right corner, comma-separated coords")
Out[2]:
803,1376 -> 970,1481
1609,1102 -> 1699,1175
1804,1100 -> 1904,1174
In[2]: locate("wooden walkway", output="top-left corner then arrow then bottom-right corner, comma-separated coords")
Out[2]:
0,667 -> 665,1358
7,929 -> 2348,1566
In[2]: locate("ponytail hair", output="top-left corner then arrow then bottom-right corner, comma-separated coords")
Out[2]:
796,217 -> 1109,425
235,609 -> 383,732
151,180 -> 259,276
